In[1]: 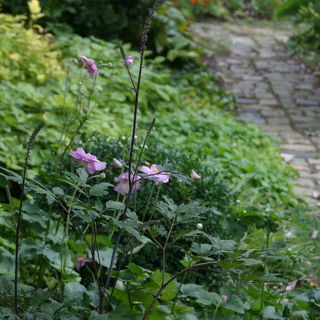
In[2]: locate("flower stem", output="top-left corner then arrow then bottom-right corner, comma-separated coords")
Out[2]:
14,123 -> 44,314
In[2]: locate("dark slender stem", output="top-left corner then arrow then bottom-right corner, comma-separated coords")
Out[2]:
14,123 -> 44,314
162,218 -> 175,286
59,120 -> 85,161
119,45 -> 137,93
142,261 -> 218,320
133,118 -> 155,177
106,236 -> 134,311
102,0 -> 165,313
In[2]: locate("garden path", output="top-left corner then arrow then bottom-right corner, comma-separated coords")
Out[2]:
193,21 -> 320,207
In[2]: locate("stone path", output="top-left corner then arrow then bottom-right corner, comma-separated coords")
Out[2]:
192,21 -> 320,205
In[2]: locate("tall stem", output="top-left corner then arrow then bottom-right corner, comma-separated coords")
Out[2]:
260,231 -> 271,313
14,123 -> 44,314
162,218 -> 175,286
102,1 -> 165,314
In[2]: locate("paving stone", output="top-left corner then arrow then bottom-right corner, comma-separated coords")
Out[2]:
261,109 -> 286,117
237,98 -> 258,104
260,125 -> 294,132
296,98 -> 319,106
291,164 -> 311,172
281,144 -> 317,153
285,138 -> 313,145
309,159 -> 320,165
281,153 -> 295,163
296,178 -> 316,188
300,171 -> 320,179
267,117 -> 290,125
292,158 -> 308,165
294,186 -> 317,197
239,112 -> 266,124
280,150 -> 319,159
280,132 -> 305,139
259,99 -> 279,106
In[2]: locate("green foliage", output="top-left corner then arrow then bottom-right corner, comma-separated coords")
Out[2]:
181,0 -> 281,20
1,0 -> 153,43
0,14 -> 63,84
275,0 -> 320,54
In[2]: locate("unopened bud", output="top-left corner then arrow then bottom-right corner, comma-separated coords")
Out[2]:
82,108 -> 89,114
112,158 -> 123,169
221,295 -> 228,303
236,199 -> 241,204
99,173 -> 106,179
196,223 -> 203,230
190,169 -> 201,180
72,58 -> 78,64
125,56 -> 134,67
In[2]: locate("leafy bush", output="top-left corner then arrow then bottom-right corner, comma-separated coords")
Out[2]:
0,136 -> 303,319
0,14 -> 63,84
183,0 -> 282,20
1,0 -> 199,62
275,0 -> 320,52
1,0 -> 153,43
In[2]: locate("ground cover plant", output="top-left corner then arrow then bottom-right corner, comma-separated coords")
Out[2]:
0,0 -> 319,319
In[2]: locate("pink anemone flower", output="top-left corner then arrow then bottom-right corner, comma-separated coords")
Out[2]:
76,257 -> 93,272
70,148 -> 106,174
80,56 -> 98,79
139,164 -> 170,184
114,172 -> 141,195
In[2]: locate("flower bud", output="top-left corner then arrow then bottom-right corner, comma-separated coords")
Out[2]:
221,295 -> 228,303
196,223 -> 203,230
72,58 -> 78,64
82,107 -> 89,114
236,199 -> 241,204
190,169 -> 201,180
99,173 -> 106,179
112,158 -> 123,169
125,56 -> 134,67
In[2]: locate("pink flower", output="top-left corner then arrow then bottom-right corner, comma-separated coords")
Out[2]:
114,172 -> 141,195
70,148 -> 106,174
139,164 -> 170,185
125,56 -> 134,67
80,56 -> 98,79
76,257 -> 93,272
221,295 -> 228,303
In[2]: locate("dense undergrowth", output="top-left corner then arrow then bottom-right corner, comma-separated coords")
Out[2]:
274,0 -> 320,66
0,1 -> 319,319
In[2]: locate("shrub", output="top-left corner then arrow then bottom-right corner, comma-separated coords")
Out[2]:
275,0 -> 320,51
0,13 -> 63,84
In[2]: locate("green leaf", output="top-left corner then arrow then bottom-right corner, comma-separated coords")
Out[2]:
52,187 -> 65,195
85,283 -> 99,308
95,248 -> 114,268
64,281 -> 86,304
90,182 -> 112,196
223,295 -> 250,314
77,168 -> 88,185
262,306 -> 285,319
105,200 -> 125,211
196,290 -> 221,306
